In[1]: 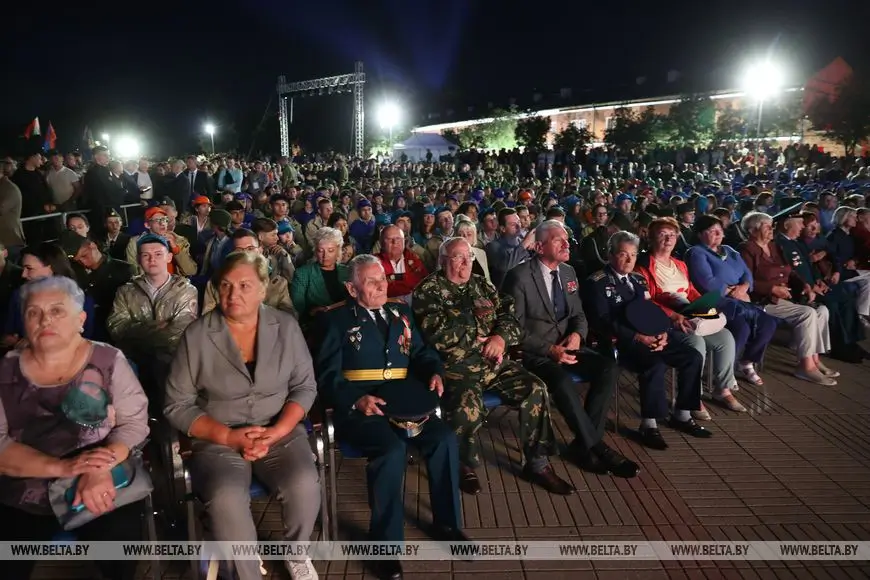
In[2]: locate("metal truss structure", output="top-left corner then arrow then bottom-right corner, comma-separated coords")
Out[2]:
276,61 -> 366,158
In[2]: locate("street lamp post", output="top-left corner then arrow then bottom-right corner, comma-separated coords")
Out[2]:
377,102 -> 401,159
743,60 -> 783,167
204,123 -> 216,155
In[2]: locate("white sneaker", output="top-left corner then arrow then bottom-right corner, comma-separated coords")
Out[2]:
287,557 -> 318,580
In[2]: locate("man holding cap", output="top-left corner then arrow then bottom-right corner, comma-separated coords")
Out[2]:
582,231 -> 708,450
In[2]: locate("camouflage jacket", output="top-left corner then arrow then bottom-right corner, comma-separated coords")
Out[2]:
105,274 -> 198,358
412,271 -> 522,374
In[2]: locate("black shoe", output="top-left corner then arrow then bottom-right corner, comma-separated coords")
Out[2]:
668,417 -> 713,438
594,443 -> 640,478
566,442 -> 607,474
372,559 -> 403,580
522,464 -> 575,495
638,427 -> 669,450
459,465 -> 481,495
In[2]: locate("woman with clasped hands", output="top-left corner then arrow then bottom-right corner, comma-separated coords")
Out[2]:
0,276 -> 149,580
164,251 -> 320,580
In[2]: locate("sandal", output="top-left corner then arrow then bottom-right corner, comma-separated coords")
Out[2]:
735,362 -> 763,385
816,362 -> 840,378
692,403 -> 711,422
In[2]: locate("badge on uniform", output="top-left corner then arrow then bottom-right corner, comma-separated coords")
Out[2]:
566,280 -> 578,294
615,295 -> 623,303
605,286 -> 613,298
347,326 -> 362,351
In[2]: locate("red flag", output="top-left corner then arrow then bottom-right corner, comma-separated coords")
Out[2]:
23,117 -> 41,139
44,122 -> 57,150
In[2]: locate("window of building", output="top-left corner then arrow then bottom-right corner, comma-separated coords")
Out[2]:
605,116 -> 616,130
572,119 -> 588,130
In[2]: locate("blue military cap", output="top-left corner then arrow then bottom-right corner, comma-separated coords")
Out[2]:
136,233 -> 171,251
625,300 -> 671,336
375,213 -> 392,226
357,198 -> 372,209
277,221 -> 294,235
615,193 -> 636,204
470,189 -> 484,202
423,206 -> 437,215
493,188 -> 506,199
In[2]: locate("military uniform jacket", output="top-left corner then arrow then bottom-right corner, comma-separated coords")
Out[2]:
581,265 -> 652,344
775,234 -> 817,286
316,300 -> 443,417
412,271 -> 522,376
84,256 -> 136,340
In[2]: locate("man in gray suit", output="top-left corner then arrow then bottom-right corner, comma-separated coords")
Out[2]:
502,220 -> 639,479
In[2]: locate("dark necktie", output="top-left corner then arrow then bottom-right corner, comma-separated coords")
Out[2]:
189,172 -> 195,195
372,309 -> 389,338
621,275 -> 635,297
551,270 -> 567,320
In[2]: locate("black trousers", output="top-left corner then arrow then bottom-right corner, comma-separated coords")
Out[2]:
618,338 -> 703,419
0,500 -> 144,580
525,347 -> 618,453
336,414 -> 461,542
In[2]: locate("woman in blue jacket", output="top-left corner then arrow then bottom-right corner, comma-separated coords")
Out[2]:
686,215 -> 777,386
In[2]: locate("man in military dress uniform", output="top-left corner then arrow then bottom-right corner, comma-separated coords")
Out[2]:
60,229 -> 135,342
101,208 -> 131,262
673,202 -> 696,258
413,238 -> 574,496
317,254 -> 465,580
774,205 -> 866,362
581,231 -> 709,451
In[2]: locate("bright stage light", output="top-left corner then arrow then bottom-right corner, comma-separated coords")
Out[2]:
101,133 -> 111,142
204,123 -> 215,136
115,137 -> 140,159
743,60 -> 784,100
378,102 -> 401,130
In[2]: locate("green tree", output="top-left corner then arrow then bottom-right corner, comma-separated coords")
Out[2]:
808,74 -> 870,154
476,107 -> 518,150
638,106 -> 672,144
759,91 -> 803,138
441,129 -> 462,147
553,123 -> 592,154
666,96 -> 716,144
604,107 -> 649,150
713,105 -> 748,143
366,128 -> 411,157
514,114 -> 551,151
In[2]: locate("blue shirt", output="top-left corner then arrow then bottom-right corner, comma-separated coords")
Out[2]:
685,244 -> 754,295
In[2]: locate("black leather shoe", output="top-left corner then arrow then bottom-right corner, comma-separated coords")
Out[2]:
576,450 -> 607,475
638,427 -> 669,450
459,465 -> 481,495
431,525 -> 470,543
668,417 -> 713,438
372,559 -> 403,580
522,465 -> 575,495
595,443 -> 640,478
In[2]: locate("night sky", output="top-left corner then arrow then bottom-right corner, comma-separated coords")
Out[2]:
2,0 -> 867,157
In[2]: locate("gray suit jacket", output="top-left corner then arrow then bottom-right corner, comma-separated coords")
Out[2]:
502,257 -> 588,363
164,305 -> 317,435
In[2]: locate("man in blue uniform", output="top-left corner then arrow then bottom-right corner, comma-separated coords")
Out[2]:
316,254 -> 465,580
581,231 -> 710,451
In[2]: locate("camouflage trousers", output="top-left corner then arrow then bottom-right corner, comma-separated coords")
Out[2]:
443,359 -> 554,468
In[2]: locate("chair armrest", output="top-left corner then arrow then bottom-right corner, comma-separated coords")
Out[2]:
167,428 -> 194,499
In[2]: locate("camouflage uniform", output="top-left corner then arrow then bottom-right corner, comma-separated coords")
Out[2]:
413,271 -> 553,467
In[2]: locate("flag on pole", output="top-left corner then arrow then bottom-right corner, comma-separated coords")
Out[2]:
24,117 -> 41,139
44,122 -> 57,151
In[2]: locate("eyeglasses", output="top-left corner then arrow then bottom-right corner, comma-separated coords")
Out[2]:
149,217 -> 169,225
447,254 -> 475,264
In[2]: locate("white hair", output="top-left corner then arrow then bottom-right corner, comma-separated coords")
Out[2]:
607,231 -> 640,255
454,220 -> 477,235
311,226 -> 344,249
438,237 -> 471,262
19,276 -> 85,316
535,219 -> 567,243
348,254 -> 383,287
833,206 -> 857,228
741,211 -> 773,234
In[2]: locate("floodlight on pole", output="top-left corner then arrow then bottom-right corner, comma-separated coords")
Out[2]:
204,123 -> 216,155
101,133 -> 111,143
742,59 -> 784,163
378,102 -> 401,156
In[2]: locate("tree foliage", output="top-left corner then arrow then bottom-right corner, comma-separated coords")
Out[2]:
808,74 -> 870,155
366,127 -> 411,157
456,107 -> 518,150
665,96 -> 716,144
553,123 -> 592,154
441,129 -> 462,147
514,114 -> 551,151
713,106 -> 748,142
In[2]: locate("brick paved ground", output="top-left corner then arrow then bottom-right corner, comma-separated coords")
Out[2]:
33,342 -> 870,580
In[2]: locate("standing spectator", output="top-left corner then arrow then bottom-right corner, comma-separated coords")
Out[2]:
12,148 -> 53,243
0,243 -> 23,320
0,160 -> 25,262
82,146 -> 125,237
45,150 -> 81,210
132,158 -> 154,203
244,160 -> 269,197
216,157 -> 243,196
184,155 -> 214,201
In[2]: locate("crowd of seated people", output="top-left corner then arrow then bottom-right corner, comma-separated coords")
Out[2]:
0,142 -> 868,580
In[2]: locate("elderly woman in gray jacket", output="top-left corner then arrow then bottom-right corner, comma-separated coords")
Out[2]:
164,251 -> 320,580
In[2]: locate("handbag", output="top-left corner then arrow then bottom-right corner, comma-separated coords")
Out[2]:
688,313 -> 727,337
48,449 -> 153,531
